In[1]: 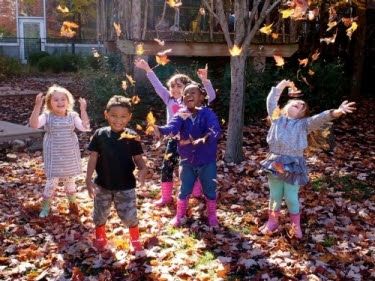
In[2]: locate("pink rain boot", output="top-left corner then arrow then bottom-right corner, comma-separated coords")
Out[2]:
289,213 -> 302,239
171,199 -> 188,227
192,179 -> 203,198
260,210 -> 280,234
206,199 -> 219,227
155,182 -> 173,207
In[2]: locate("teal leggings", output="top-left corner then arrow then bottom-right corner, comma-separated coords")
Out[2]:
268,175 -> 300,214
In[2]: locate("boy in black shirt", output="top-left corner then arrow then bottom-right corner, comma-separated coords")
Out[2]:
86,95 -> 147,253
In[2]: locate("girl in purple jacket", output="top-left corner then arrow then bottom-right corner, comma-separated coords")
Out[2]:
154,83 -> 221,227
135,59 -> 216,206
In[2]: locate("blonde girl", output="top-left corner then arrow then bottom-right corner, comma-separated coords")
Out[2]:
29,84 -> 90,218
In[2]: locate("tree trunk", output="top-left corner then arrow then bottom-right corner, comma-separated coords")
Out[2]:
224,55 -> 247,163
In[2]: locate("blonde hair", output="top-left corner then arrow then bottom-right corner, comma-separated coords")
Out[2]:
44,84 -> 75,113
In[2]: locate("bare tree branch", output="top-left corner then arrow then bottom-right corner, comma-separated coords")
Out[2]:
202,0 -> 219,21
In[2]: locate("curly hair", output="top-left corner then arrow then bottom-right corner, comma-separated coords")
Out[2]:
44,84 -> 75,113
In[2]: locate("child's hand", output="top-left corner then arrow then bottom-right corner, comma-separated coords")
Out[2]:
134,58 -> 152,72
197,64 -> 208,82
276,79 -> 292,90
138,169 -> 146,187
338,100 -> 356,114
86,180 -> 96,199
34,93 -> 44,109
192,137 -> 207,145
79,97 -> 87,112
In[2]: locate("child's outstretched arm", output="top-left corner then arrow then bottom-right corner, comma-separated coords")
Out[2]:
156,115 -> 183,137
73,98 -> 91,131
134,58 -> 170,105
133,155 -> 147,187
29,93 -> 45,128
197,64 -> 216,104
307,100 -> 356,132
86,151 -> 98,198
266,79 -> 291,116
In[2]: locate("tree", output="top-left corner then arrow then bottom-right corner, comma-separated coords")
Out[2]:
202,0 -> 281,163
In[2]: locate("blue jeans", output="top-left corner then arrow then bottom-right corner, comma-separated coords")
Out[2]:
179,161 -> 217,200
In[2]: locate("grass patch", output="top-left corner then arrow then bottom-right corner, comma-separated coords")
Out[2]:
195,251 -> 215,267
322,236 -> 336,247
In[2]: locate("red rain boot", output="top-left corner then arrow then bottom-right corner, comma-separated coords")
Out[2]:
94,225 -> 107,250
171,199 -> 188,227
129,225 -> 143,253
155,182 -> 173,207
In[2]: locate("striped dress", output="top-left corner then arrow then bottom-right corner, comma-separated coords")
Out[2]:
42,112 -> 82,178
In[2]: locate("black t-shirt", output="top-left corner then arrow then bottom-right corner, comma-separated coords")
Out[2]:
88,127 -> 143,190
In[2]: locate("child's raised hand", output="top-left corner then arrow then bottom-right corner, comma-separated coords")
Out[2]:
34,93 -> 44,109
78,97 -> 87,112
197,64 -> 208,82
276,79 -> 292,90
338,100 -> 356,114
134,58 -> 152,72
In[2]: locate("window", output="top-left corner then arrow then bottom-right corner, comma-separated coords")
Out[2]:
0,0 -> 17,42
18,0 -> 44,17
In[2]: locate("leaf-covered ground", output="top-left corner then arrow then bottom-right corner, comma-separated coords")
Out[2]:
0,75 -> 374,281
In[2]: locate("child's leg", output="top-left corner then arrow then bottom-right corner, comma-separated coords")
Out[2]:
39,177 -> 59,218
260,175 -> 284,233
62,177 -> 78,215
192,178 -> 203,198
156,139 -> 179,206
283,182 -> 302,238
93,186 -> 113,249
171,163 -> 196,226
113,189 -> 142,252
198,162 -> 218,227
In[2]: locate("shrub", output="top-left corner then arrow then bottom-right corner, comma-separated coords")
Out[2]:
0,55 -> 22,78
28,51 -> 50,66
37,55 -> 64,73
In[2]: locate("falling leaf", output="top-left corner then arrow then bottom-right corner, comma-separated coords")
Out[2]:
164,153 -> 173,160
308,69 -> 315,76
126,74 -> 136,86
60,21 -> 79,38
259,23 -> 273,35
131,95 -> 141,105
311,50 -> 320,61
119,131 -> 140,141
342,17 -> 358,27
145,111 -> 156,135
229,45 -> 242,56
157,48 -> 173,56
166,0 -> 182,8
298,58 -> 309,67
156,55 -> 170,66
56,5 -> 69,13
273,55 -> 285,67
154,38 -> 165,46
326,21 -> 337,32
346,22 -> 358,39
221,119 -> 225,125
271,33 -> 279,39
280,9 -> 295,19
113,22 -> 121,37
121,81 -> 128,90
92,49 -> 100,58
136,124 -> 143,131
199,7 -> 206,16
135,43 -> 145,55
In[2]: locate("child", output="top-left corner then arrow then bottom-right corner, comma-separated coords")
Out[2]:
153,82 -> 221,227
29,85 -> 90,218
135,58 -> 216,205
86,95 -> 147,252
260,79 -> 356,238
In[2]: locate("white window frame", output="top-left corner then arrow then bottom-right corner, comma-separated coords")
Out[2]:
19,18 -> 46,63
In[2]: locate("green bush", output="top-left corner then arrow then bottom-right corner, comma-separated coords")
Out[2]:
36,53 -> 85,73
60,53 -> 83,72
28,51 -> 50,66
37,55 -> 64,73
0,55 -> 22,78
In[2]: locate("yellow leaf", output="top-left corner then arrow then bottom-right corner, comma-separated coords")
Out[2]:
136,124 -> 143,131
60,21 -> 79,38
113,22 -> 121,37
121,80 -> 128,90
166,0 -> 182,8
326,21 -> 337,31
126,74 -> 136,86
271,32 -> 279,39
119,132 -> 139,140
146,111 -> 156,125
346,22 -> 358,39
156,55 -> 170,66
229,45 -> 242,56
164,153 -> 173,160
135,43 -> 145,55
221,118 -> 225,125
280,8 -> 294,19
259,23 -> 273,35
57,5 -> 69,13
273,55 -> 285,67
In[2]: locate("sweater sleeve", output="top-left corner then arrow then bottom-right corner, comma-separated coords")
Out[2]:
266,87 -> 282,117
146,71 -> 170,105
158,115 -> 183,136
205,110 -> 221,144
202,79 -> 216,104
306,110 -> 334,133
36,113 -> 46,128
73,113 -> 91,132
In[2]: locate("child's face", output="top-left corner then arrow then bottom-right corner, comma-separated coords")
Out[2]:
169,79 -> 185,99
104,106 -> 132,132
183,86 -> 203,110
286,100 -> 307,119
50,92 -> 69,115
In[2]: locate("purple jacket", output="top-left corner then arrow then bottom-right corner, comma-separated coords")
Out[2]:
146,71 -> 216,123
158,107 -> 221,166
